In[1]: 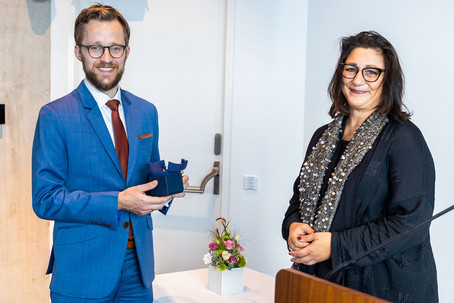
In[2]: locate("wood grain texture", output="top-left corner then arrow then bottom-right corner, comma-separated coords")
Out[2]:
275,269 -> 390,303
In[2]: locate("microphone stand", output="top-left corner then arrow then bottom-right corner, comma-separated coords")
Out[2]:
325,204 -> 454,281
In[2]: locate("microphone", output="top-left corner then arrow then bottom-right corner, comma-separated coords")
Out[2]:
325,204 -> 454,281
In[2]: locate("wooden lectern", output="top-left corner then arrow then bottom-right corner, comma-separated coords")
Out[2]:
275,269 -> 390,303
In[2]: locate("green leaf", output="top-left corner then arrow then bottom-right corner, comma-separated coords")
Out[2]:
238,255 -> 246,267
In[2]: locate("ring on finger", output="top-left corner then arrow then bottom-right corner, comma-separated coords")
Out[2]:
309,260 -> 314,265
290,244 -> 295,250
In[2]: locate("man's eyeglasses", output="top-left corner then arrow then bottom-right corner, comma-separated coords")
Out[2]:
340,63 -> 385,83
79,44 -> 127,59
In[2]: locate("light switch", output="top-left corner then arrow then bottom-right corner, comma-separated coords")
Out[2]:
243,175 -> 258,190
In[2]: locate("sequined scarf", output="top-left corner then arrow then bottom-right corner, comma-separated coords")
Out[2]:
299,112 -> 388,232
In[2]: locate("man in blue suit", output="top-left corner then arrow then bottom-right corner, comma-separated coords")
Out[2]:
32,4 -> 188,302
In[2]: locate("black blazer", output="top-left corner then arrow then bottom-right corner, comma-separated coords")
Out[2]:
282,118 -> 438,303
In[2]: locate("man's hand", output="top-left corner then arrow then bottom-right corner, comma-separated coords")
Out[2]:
172,174 -> 189,198
118,181 -> 171,215
118,174 -> 190,216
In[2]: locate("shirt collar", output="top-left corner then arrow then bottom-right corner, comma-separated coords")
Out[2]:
84,78 -> 123,110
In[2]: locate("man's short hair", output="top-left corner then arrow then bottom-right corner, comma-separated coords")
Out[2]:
74,3 -> 131,46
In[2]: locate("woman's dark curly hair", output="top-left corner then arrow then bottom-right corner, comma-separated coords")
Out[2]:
328,31 -> 410,121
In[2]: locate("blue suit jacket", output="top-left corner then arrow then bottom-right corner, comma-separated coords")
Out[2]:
32,81 -> 163,298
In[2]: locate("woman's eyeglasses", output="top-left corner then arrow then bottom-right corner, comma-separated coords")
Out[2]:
340,63 -> 385,83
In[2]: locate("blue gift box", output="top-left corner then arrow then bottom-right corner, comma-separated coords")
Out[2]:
145,159 -> 188,197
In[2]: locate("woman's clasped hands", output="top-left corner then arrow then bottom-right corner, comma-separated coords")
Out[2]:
287,222 -> 332,266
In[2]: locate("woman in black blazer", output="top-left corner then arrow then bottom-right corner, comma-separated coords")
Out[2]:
282,31 -> 438,303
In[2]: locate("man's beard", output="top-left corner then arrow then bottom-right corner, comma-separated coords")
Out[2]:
83,61 -> 125,92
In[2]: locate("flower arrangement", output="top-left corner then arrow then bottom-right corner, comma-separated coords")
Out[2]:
203,217 -> 246,271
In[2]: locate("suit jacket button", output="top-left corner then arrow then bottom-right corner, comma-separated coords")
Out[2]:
123,222 -> 129,229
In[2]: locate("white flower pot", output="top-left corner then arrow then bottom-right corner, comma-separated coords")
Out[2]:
208,267 -> 244,296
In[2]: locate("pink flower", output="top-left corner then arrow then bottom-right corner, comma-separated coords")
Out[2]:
236,244 -> 244,252
229,256 -> 238,263
224,240 -> 235,250
208,242 -> 218,250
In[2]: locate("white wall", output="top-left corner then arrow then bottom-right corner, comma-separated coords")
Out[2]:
227,0 -> 308,276
304,1 -> 454,302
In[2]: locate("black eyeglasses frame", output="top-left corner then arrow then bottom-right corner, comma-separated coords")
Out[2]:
340,63 -> 385,83
79,44 -> 127,59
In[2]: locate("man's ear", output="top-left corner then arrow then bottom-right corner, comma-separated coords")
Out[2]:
74,45 -> 82,62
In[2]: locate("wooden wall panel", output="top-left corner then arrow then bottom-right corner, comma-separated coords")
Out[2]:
0,0 -> 51,302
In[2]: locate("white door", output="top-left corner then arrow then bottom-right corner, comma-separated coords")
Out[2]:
122,1 -> 228,274
52,0 -> 230,274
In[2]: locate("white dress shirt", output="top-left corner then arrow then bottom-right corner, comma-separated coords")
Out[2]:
84,79 -> 128,147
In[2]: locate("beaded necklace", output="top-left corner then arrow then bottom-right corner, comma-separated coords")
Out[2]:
299,112 -> 388,232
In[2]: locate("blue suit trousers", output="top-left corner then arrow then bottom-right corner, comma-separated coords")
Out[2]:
50,248 -> 153,302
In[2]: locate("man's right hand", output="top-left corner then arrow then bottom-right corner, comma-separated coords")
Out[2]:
118,180 -> 174,215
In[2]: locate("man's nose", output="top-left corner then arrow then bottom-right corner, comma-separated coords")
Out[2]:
100,47 -> 113,61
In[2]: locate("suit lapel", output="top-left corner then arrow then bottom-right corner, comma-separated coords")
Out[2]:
122,91 -> 138,184
77,82 -> 125,182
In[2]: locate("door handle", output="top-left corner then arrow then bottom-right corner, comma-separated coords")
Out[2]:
184,161 -> 220,195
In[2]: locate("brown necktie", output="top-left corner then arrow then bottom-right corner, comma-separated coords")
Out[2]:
105,100 -> 128,179
106,100 -> 133,241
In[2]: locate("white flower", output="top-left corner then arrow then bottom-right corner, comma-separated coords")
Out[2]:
222,251 -> 231,261
234,234 -> 240,241
203,252 -> 212,265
